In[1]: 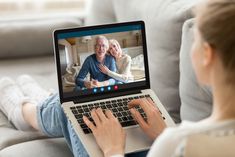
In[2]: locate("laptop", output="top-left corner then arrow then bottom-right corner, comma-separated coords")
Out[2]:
53,21 -> 175,157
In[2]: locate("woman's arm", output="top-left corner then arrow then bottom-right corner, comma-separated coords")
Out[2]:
76,59 -> 90,88
99,64 -> 128,82
83,98 -> 167,157
120,56 -> 132,77
107,70 -> 129,83
83,108 -> 126,157
108,56 -> 132,82
128,98 -> 166,140
99,57 -> 132,83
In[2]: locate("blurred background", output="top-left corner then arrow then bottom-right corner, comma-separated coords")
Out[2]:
0,0 -> 90,91
0,0 -> 88,19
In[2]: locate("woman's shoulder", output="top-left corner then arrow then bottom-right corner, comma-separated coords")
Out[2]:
159,119 -> 235,142
157,122 -> 197,142
147,121 -> 201,156
159,121 -> 197,140
163,120 -> 208,136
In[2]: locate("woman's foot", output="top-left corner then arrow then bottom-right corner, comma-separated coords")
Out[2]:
16,75 -> 50,103
0,77 -> 34,131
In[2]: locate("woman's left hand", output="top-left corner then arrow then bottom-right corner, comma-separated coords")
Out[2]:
83,108 -> 126,157
99,64 -> 110,74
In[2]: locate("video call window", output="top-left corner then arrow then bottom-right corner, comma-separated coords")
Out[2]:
58,26 -> 146,95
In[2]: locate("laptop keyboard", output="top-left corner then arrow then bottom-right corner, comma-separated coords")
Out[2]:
70,94 -> 158,134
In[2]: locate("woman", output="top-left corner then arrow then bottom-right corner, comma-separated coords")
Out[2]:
83,0 -> 235,156
0,0 -> 234,156
99,39 -> 133,83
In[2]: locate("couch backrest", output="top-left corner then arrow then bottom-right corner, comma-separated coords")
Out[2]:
0,17 -> 82,59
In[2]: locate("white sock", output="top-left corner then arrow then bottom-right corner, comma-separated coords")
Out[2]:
0,77 -> 34,131
16,75 -> 50,103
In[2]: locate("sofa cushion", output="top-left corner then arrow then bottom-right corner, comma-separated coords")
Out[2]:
0,138 -> 72,157
0,17 -> 82,59
0,127 -> 48,150
0,56 -> 57,90
0,111 -> 13,129
86,0 -> 199,122
179,19 -> 212,121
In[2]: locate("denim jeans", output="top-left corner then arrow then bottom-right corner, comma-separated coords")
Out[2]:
37,93 -> 148,157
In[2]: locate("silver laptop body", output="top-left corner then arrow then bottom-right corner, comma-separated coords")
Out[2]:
53,21 -> 175,157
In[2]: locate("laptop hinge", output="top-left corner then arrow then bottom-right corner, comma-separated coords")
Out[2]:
73,89 -> 142,104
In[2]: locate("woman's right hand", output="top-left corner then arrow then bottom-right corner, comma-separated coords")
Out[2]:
128,98 -> 166,140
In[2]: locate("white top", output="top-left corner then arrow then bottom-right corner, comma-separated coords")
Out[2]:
107,54 -> 133,83
111,119 -> 235,157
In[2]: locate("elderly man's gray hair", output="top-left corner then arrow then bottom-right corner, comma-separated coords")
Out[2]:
95,35 -> 109,48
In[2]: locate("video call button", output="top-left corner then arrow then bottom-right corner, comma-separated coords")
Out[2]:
114,85 -> 118,90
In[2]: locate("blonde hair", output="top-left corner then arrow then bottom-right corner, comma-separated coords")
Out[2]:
109,39 -> 122,56
109,39 -> 122,50
195,0 -> 235,81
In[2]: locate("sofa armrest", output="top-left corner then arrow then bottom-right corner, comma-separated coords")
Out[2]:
0,16 -> 83,59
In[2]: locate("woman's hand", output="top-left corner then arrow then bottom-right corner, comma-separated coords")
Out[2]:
99,64 -> 110,74
91,79 -> 100,87
83,108 -> 126,157
91,79 -> 109,87
84,81 -> 97,89
128,98 -> 166,140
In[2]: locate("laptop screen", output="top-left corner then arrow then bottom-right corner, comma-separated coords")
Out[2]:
53,21 -> 150,103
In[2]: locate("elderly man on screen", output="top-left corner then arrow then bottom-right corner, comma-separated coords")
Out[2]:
75,36 -> 117,89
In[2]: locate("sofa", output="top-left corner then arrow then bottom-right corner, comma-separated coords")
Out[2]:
0,0 -> 213,156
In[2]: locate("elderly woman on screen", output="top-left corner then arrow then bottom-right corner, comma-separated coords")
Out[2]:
99,39 -> 133,83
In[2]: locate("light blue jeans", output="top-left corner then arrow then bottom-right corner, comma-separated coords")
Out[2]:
37,93 -> 148,157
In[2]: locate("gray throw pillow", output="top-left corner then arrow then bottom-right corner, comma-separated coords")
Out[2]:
179,19 -> 212,121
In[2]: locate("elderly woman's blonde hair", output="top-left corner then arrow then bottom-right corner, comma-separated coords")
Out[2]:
109,39 -> 122,51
